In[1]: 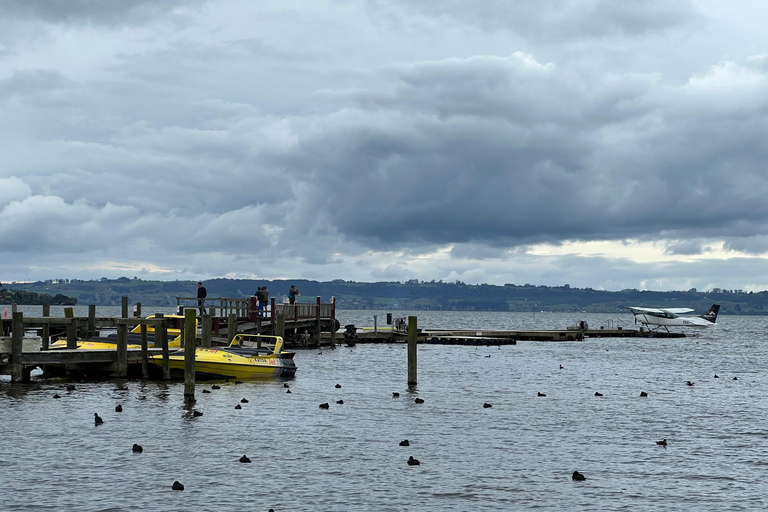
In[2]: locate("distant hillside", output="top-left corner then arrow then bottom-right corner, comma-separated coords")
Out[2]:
3,278 -> 766,315
0,285 -> 78,306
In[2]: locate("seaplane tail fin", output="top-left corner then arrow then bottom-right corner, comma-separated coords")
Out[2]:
700,304 -> 720,324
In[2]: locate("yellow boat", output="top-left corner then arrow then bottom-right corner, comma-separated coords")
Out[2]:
148,334 -> 297,380
49,314 -> 191,350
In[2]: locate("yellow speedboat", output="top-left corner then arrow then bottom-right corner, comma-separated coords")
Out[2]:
49,314 -> 191,350
148,334 -> 297,380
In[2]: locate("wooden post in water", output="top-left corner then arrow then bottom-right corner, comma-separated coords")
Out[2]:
407,316 -> 417,386
12,302 -> 17,315
374,315 -> 378,334
227,313 -> 237,345
315,296 -> 321,347
88,304 -> 96,337
157,313 -> 170,380
135,302 -> 142,318
330,297 -> 336,346
42,304 -> 50,351
276,313 -> 285,341
140,323 -> 149,379
183,309 -> 196,400
121,296 -> 128,319
10,311 -> 23,383
115,323 -> 128,377
64,307 -> 77,349
201,314 -> 211,347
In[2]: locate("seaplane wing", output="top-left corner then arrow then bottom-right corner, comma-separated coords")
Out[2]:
628,307 -> 694,315
627,304 -> 720,331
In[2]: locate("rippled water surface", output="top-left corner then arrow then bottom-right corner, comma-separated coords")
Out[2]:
2,310 -> 768,511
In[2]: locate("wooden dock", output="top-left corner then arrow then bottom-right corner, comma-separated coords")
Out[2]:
323,325 -> 686,345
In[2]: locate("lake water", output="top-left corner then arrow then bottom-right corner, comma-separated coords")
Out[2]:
1,310 -> 767,511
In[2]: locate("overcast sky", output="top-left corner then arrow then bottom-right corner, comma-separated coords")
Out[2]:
2,0 -> 768,291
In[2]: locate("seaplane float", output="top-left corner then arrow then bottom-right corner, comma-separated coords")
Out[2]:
627,304 -> 719,332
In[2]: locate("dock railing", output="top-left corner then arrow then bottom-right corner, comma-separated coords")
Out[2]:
176,296 -> 337,325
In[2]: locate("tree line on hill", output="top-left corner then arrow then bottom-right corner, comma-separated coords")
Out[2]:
2,278 -> 768,315
0,282 -> 78,306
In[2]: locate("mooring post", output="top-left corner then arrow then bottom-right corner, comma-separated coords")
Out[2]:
156,313 -> 170,380
135,302 -> 142,318
42,304 -> 50,351
64,307 -> 77,349
201,314 -> 211,347
11,311 -> 24,383
115,322 -> 128,377
12,302 -> 17,315
408,316 -> 417,386
121,296 -> 128,319
183,308 -> 196,400
88,304 -> 96,337
227,313 -> 237,345
315,296 -> 321,347
140,323 -> 149,379
276,313 -> 285,341
374,315 -> 378,334
330,297 -> 336,346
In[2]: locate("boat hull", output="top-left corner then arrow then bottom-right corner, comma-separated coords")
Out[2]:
149,347 -> 297,380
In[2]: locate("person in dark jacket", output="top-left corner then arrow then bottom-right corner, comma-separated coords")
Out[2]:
197,282 -> 207,316
261,286 -> 269,316
288,285 -> 300,305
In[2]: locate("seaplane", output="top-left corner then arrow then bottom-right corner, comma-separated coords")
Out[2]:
627,304 -> 720,331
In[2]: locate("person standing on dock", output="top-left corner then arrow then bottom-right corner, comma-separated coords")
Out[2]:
289,285 -> 300,305
197,282 -> 207,316
261,285 -> 269,316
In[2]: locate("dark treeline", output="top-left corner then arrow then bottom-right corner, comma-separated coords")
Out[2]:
3,278 -> 767,315
0,283 -> 78,306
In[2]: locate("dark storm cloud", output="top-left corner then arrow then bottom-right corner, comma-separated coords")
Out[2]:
269,53 -> 768,251
0,0 -> 204,25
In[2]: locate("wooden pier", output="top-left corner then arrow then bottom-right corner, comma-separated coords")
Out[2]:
0,295 -> 339,382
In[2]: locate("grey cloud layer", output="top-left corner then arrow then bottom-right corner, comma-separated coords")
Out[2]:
1,0 -> 768,290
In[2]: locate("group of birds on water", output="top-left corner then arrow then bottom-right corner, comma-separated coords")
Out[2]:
60,361 -> 741,489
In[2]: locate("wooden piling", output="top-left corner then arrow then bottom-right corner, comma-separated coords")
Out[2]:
227,313 -> 237,345
315,296 -> 321,347
64,307 -> 77,349
115,323 -> 128,377
407,316 -> 417,386
135,302 -> 142,318
330,297 -> 336,346
183,309 -> 196,399
41,304 -> 50,351
121,296 -> 128,319
140,323 -> 149,379
11,312 -> 23,383
276,313 -> 285,340
156,313 -> 170,380
201,314 -> 211,347
88,304 -> 96,337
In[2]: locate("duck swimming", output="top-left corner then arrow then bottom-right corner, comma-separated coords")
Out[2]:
115,404 -> 123,413
414,398 -> 424,404
656,439 -> 668,446
399,440 -> 410,446
407,456 -> 420,466
239,455 -> 251,463
94,413 -> 103,426
572,471 -> 586,481
132,444 -> 143,453
319,402 -> 330,409
172,481 -> 184,491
